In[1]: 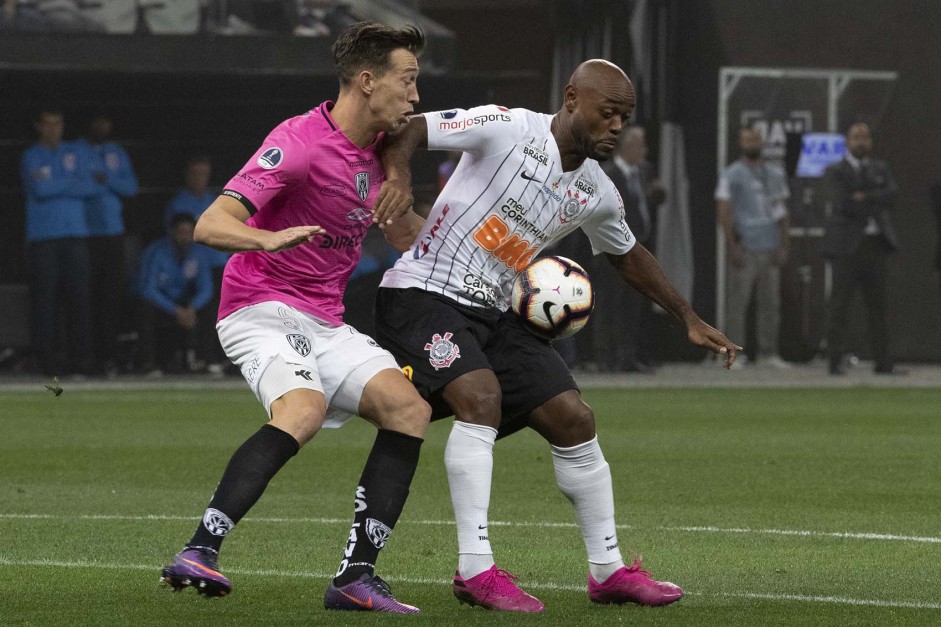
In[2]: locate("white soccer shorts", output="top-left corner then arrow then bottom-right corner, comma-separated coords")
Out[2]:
216,301 -> 400,428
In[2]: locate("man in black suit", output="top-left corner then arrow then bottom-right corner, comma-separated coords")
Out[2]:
821,122 -> 900,374
593,125 -> 665,372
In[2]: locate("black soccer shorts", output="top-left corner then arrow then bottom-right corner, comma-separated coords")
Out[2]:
374,287 -> 578,438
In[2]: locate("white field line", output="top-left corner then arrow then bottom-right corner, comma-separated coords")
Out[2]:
2,513 -> 940,544
0,556 -> 939,610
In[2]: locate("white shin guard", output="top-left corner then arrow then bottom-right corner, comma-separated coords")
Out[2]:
445,421 -> 498,577
551,436 -> 624,567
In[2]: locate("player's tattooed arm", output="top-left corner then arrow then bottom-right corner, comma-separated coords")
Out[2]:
374,115 -> 429,228
195,195 -> 325,253
607,246 -> 742,369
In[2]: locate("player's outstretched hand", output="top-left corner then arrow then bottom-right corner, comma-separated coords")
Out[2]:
264,226 -> 325,252
686,319 -> 742,369
372,179 -> 413,230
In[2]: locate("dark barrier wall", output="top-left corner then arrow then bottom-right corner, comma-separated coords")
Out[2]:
676,0 -> 941,361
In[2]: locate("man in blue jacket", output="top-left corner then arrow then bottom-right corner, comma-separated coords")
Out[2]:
137,212 -> 214,374
20,108 -> 99,375
76,113 -> 139,373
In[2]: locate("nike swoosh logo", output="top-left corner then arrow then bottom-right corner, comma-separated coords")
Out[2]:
520,170 -> 538,181
543,301 -> 557,321
604,535 -> 615,541
339,590 -> 373,609
180,558 -> 223,578
478,524 -> 488,529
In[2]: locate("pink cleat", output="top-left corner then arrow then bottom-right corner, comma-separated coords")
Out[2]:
453,565 -> 545,613
588,559 -> 684,606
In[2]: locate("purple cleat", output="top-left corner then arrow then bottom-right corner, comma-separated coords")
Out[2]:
324,573 -> 421,613
452,565 -> 544,613
160,548 -> 232,598
588,559 -> 683,606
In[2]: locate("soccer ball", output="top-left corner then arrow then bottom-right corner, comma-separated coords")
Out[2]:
510,256 -> 594,340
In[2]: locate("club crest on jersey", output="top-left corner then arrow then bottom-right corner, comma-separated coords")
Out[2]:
355,172 -> 370,202
559,189 -> 588,224
257,147 -> 283,169
438,110 -> 459,119
287,333 -> 311,357
424,332 -> 460,370
366,518 -> 392,549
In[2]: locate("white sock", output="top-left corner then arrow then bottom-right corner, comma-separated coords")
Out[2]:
445,421 -> 498,579
551,436 -> 624,571
589,560 -> 624,583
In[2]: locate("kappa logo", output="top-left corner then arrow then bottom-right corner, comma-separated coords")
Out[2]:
355,172 -> 370,202
424,332 -> 460,370
365,518 -> 392,549
287,333 -> 311,357
202,508 -> 234,536
257,147 -> 283,169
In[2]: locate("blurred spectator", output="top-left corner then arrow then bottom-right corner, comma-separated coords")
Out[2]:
164,156 -> 229,284
80,0 -> 137,33
596,125 -> 663,373
165,155 -> 229,367
821,122 -> 901,375
2,0 -> 106,32
213,0 -> 290,34
139,0 -> 199,34
19,109 -> 98,375
137,212 -> 215,374
716,126 -> 792,370
292,0 -> 356,37
75,112 -> 139,374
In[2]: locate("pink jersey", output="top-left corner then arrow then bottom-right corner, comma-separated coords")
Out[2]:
217,101 -> 386,325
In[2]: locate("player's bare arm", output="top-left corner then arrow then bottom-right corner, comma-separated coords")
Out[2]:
381,208 -> 425,252
194,194 -> 325,253
373,114 -> 429,227
607,246 -> 741,368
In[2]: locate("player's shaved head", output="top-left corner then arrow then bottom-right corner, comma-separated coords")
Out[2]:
568,59 -> 633,97
554,59 -> 635,168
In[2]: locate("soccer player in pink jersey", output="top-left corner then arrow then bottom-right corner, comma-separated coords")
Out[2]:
371,60 -> 741,612
160,22 -> 431,614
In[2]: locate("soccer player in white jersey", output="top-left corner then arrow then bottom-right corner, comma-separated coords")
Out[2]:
371,60 -> 741,612
159,22 -> 433,614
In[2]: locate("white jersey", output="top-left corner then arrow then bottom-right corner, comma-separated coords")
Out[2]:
380,105 -> 636,310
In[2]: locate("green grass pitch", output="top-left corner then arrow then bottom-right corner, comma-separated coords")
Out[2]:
1,387 -> 939,625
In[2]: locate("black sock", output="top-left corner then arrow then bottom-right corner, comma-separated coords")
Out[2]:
333,429 -> 423,586
186,424 -> 299,553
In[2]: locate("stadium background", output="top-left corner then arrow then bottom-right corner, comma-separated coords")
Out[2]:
1,0 -> 939,363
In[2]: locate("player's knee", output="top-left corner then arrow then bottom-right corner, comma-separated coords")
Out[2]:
380,394 -> 431,438
546,403 -> 597,447
452,387 -> 502,428
269,396 -> 326,446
